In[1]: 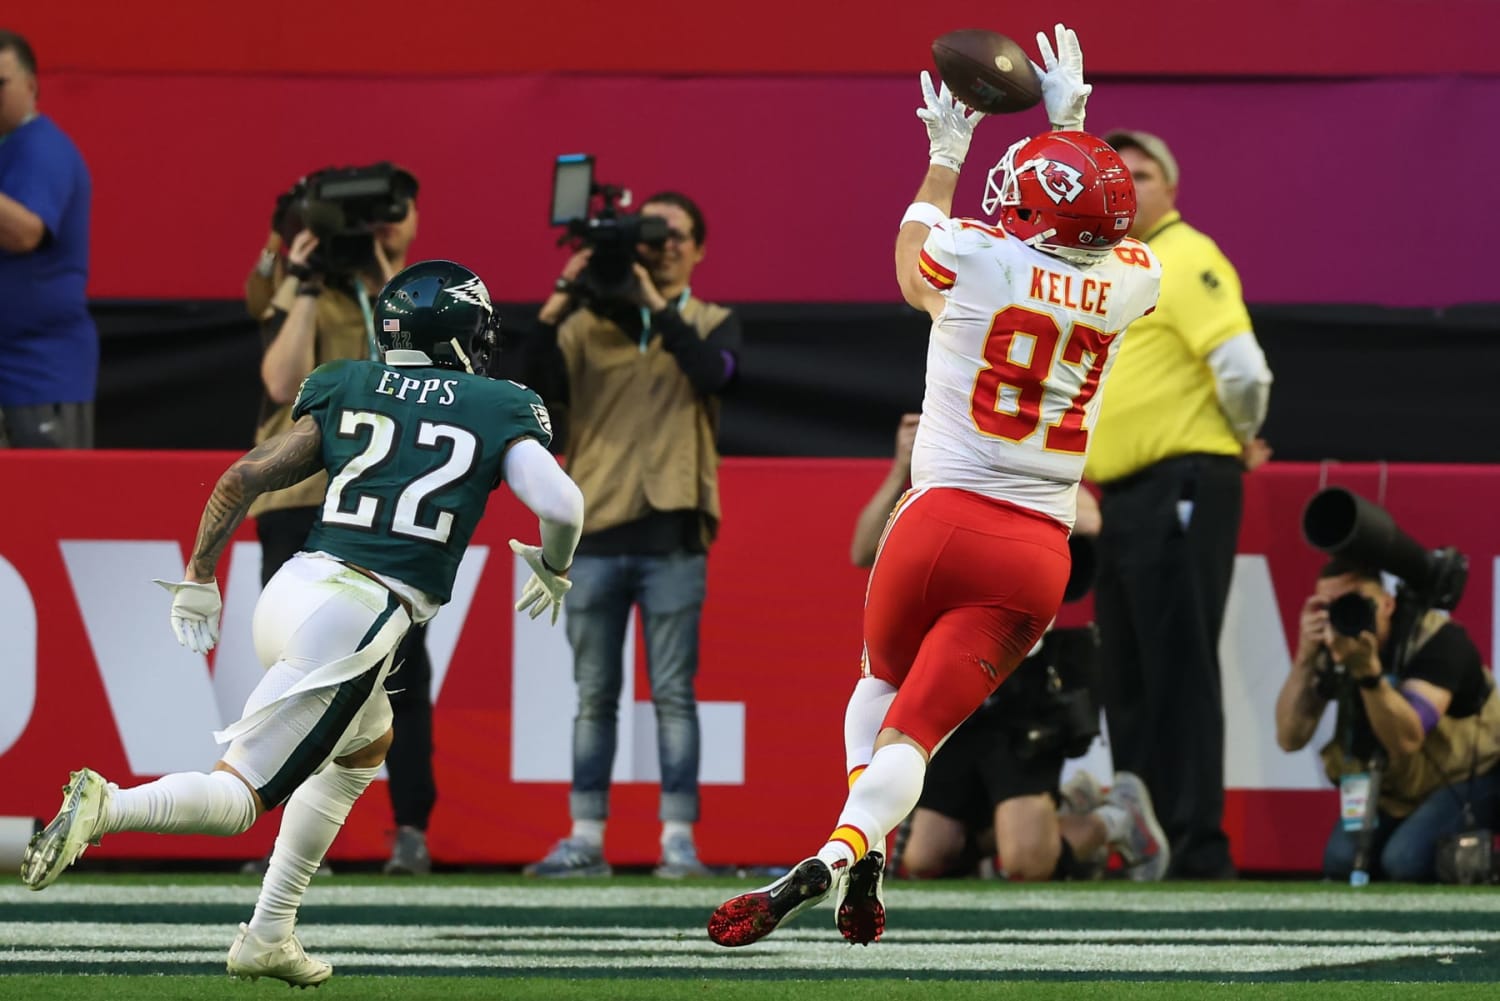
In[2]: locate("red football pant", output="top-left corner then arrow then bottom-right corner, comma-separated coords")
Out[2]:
862,486 -> 1071,753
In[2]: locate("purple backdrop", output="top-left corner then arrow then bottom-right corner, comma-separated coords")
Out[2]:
48,72 -> 1500,306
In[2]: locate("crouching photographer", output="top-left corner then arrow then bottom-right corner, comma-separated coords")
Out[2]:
852,430 -> 1169,881
1275,488 -> 1500,883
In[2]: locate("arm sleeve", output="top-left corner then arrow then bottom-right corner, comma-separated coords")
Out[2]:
1205,331 -> 1273,443
657,308 -> 741,394
503,437 -> 584,571
916,221 -> 960,294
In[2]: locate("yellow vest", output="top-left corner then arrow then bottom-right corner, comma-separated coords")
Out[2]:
1084,212 -> 1253,484
558,299 -> 730,544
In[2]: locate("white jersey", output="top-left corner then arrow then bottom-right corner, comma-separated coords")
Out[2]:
911,217 -> 1162,527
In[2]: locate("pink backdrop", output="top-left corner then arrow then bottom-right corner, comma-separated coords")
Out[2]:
41,73 -> 1500,307
17,1 -> 1500,76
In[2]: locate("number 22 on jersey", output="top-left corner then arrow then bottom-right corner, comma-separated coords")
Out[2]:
969,305 -> 1115,455
323,410 -> 477,544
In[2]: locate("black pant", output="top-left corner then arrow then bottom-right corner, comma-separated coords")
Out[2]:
257,507 -> 437,831
1095,454 -> 1242,877
0,402 -> 94,448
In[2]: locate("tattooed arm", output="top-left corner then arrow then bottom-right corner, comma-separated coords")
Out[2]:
185,416 -> 324,582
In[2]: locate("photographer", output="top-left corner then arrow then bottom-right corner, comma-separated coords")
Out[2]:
852,416 -> 1169,882
242,168 -> 438,876
518,191 -> 741,879
1276,557 -> 1500,881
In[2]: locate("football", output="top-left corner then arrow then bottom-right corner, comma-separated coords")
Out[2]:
931,29 -> 1042,115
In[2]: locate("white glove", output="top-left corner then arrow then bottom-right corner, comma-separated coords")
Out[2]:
916,70 -> 984,173
1032,23 -> 1091,132
509,538 -> 572,626
152,578 -> 223,655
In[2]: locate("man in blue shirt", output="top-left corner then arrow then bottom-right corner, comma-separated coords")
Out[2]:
0,30 -> 96,448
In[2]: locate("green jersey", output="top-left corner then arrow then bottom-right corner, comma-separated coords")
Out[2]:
292,359 -> 553,603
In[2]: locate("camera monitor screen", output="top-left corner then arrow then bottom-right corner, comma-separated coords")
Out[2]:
551,154 -> 594,226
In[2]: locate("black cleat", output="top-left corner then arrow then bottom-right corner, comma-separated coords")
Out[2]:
836,850 -> 886,944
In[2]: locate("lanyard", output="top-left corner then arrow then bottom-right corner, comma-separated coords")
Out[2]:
354,277 -> 379,360
638,288 -> 691,354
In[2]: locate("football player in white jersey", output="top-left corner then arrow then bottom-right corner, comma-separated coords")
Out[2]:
710,25 -> 1162,948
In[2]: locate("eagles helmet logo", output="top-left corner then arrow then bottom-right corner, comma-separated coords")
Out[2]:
443,275 -> 494,314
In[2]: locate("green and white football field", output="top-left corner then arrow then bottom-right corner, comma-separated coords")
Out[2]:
3,874 -> 1499,1000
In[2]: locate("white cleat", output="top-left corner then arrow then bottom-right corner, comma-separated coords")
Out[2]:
21,768 -> 110,890
1107,771 -> 1171,882
227,923 -> 332,988
1059,769 -> 1104,815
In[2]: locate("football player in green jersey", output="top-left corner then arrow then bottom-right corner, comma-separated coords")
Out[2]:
21,261 -> 584,986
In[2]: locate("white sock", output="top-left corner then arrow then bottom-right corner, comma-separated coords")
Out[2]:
843,677 -> 897,781
660,820 -> 692,846
570,819 -> 605,846
817,742 -> 926,870
1094,803 -> 1133,847
248,763 -> 379,943
102,771 -> 257,836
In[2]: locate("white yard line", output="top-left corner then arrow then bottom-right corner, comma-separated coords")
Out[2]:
6,884 -> 1500,912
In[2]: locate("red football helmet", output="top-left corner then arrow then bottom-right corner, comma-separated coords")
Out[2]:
982,131 -> 1137,267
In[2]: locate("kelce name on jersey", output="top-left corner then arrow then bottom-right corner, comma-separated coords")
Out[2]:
375,369 -> 461,406
1028,267 -> 1111,318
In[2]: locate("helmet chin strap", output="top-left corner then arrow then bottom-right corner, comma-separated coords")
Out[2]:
448,338 -> 475,375
1023,227 -> 1059,250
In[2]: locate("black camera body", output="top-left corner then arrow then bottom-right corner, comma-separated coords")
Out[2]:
550,154 -> 669,304
1302,486 -> 1470,714
274,162 -> 418,277
991,627 -> 1102,762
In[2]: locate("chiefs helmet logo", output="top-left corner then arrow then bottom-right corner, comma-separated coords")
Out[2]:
1021,157 -> 1086,205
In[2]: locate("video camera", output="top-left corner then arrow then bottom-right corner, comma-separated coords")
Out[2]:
550,154 -> 670,304
996,627 -> 1102,761
273,162 -> 418,276
1301,486 -> 1469,696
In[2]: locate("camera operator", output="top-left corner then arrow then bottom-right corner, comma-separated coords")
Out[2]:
852,416 -> 1169,882
241,171 -> 439,876
1275,557 -> 1500,881
517,191 -> 741,879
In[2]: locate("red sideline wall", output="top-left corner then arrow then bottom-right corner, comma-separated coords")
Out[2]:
0,454 -> 1495,873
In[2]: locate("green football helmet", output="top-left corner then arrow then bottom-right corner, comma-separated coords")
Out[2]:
374,260 -> 499,375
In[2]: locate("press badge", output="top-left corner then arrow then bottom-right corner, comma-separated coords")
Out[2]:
1340,772 -> 1372,832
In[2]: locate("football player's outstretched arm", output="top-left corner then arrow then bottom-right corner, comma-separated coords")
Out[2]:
187,416 -> 325,582
895,166 -> 958,317
898,71 -> 980,317
504,436 -> 584,626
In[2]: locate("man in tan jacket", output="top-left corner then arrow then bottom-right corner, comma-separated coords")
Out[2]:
518,192 -> 741,879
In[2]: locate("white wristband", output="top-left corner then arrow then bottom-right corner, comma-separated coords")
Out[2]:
900,202 -> 947,230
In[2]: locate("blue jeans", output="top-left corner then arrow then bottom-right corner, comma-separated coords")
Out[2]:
1323,772 -> 1500,882
564,552 -> 707,823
